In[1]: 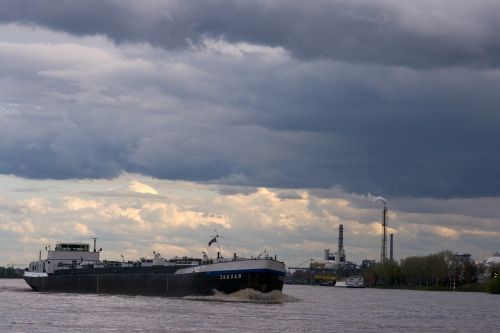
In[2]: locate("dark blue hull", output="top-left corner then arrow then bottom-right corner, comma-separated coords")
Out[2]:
24,270 -> 284,297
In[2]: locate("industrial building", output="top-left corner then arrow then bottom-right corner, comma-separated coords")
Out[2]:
286,224 -> 360,285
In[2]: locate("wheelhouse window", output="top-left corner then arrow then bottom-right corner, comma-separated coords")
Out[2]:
55,243 -> 90,252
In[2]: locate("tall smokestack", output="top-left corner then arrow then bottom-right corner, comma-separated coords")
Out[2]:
381,205 -> 388,262
390,233 -> 394,262
337,224 -> 344,264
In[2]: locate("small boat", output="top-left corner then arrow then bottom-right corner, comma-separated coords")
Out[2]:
345,276 -> 365,288
335,276 -> 365,288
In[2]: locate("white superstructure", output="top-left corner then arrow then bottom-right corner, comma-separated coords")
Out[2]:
27,243 -> 100,274
175,257 -> 285,275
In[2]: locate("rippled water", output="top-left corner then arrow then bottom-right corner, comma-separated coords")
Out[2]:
1,279 -> 499,332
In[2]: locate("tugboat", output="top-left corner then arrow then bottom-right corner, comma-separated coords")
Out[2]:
24,237 -> 286,297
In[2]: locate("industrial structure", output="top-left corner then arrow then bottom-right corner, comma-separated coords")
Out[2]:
381,203 -> 388,262
373,196 -> 389,262
287,224 -> 359,285
390,233 -> 394,262
323,224 -> 346,265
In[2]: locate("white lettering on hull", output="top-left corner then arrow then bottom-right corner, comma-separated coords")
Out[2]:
219,273 -> 242,280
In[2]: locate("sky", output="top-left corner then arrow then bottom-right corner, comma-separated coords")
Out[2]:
0,0 -> 499,267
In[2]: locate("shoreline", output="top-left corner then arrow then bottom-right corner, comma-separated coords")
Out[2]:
284,282 -> 488,293
368,283 -> 487,293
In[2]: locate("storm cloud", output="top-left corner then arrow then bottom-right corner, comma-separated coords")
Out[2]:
2,0 -> 500,68
0,1 -> 499,198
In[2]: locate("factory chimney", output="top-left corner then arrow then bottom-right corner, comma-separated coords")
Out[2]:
336,224 -> 344,264
390,233 -> 394,262
373,196 -> 388,263
381,205 -> 388,262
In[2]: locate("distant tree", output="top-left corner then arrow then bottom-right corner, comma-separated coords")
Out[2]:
0,266 -> 19,278
361,260 -> 401,286
400,256 -> 422,286
400,252 -> 449,287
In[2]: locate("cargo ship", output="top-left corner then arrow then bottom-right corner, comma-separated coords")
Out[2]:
24,240 -> 285,297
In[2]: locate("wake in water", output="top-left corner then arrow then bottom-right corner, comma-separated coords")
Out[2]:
0,285 -> 32,293
184,288 -> 300,303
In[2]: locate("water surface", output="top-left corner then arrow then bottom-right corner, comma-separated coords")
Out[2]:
1,279 -> 498,332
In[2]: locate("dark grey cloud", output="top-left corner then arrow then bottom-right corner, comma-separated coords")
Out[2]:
215,185 -> 258,196
1,36 -> 500,198
1,2 -> 500,199
1,0 -> 500,68
275,190 -> 304,201
390,197 -> 500,220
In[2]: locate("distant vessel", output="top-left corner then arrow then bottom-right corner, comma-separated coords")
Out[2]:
345,276 -> 365,288
24,240 -> 285,297
313,273 -> 336,286
335,276 -> 365,288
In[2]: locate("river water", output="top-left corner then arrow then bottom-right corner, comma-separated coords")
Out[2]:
1,279 -> 498,332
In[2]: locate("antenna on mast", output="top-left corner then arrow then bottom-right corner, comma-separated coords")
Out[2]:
209,229 -> 223,258
91,237 -> 97,252
214,229 -> 222,256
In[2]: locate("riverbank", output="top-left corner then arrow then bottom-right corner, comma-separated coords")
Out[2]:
369,283 -> 487,293
0,267 -> 25,279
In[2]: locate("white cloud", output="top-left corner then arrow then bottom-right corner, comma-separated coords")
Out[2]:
1,174 -> 500,267
128,180 -> 158,195
151,243 -> 190,258
65,197 -> 101,210
74,222 -> 92,236
0,219 -> 36,234
21,198 -> 52,214
433,226 -> 460,239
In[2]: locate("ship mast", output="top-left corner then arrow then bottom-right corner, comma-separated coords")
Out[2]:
210,229 -> 223,258
215,229 -> 222,257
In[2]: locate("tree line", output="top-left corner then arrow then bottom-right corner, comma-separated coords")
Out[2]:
0,266 -> 24,278
362,250 -> 479,288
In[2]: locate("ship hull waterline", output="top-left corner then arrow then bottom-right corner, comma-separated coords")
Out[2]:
24,270 -> 284,297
